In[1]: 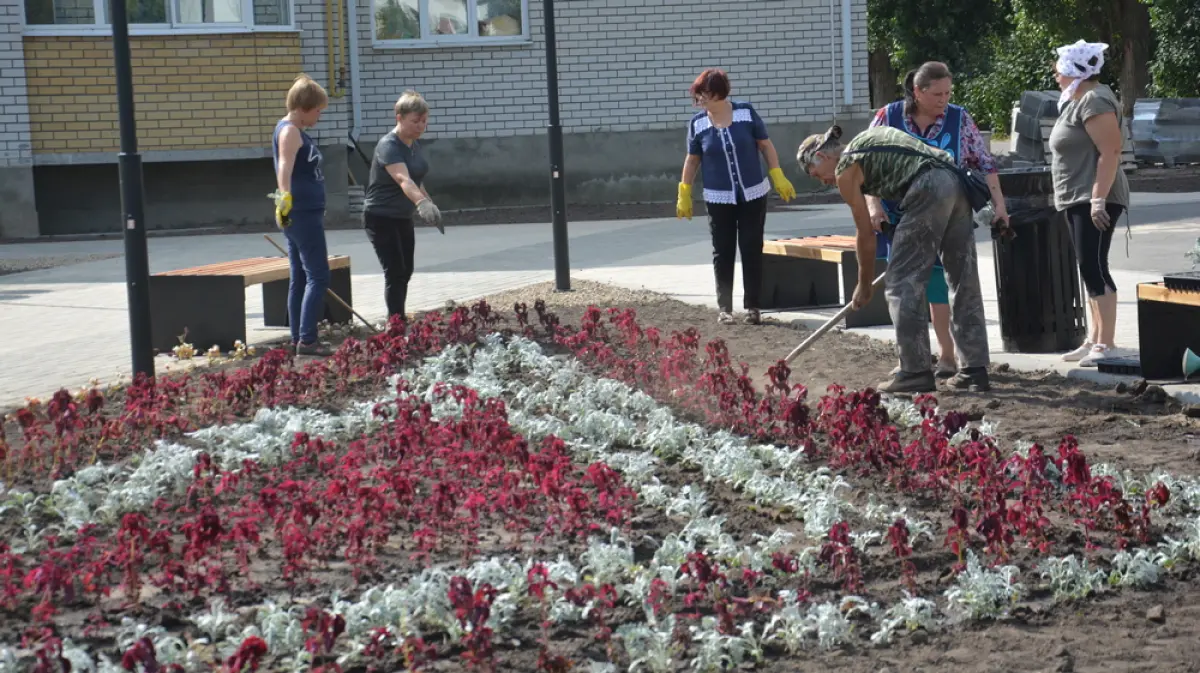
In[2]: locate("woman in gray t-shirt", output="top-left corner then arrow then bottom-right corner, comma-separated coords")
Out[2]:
362,90 -> 443,320
1047,40 -> 1131,367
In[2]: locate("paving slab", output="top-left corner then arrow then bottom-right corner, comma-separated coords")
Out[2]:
1,193 -> 1197,410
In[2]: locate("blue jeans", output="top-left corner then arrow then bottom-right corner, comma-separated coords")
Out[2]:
282,209 -> 329,345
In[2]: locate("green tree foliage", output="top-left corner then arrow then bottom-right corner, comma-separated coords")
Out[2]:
954,8 -> 1064,132
1145,0 -> 1200,96
867,0 -> 1007,76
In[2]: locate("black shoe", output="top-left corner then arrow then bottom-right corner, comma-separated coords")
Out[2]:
296,341 -> 334,357
743,309 -> 761,325
945,366 -> 990,392
877,370 -> 937,394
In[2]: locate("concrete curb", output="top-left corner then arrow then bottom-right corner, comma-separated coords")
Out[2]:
1063,367 -> 1200,404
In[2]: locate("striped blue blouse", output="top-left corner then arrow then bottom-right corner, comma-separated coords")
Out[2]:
687,100 -> 770,205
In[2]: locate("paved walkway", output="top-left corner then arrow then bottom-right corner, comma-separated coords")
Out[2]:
1,192 -> 1197,409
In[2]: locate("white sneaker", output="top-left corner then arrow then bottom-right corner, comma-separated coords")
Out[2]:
1062,341 -> 1094,362
1078,344 -> 1116,368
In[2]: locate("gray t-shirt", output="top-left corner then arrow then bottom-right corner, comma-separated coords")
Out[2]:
1048,84 -> 1129,211
363,130 -> 429,219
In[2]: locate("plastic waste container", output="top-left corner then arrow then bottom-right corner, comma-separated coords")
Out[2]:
990,168 -> 1088,354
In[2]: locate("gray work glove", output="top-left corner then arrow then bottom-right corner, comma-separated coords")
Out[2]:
416,198 -> 444,233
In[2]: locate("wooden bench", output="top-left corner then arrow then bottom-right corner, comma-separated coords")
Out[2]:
760,235 -> 892,328
1136,282 -> 1200,379
148,255 -> 353,353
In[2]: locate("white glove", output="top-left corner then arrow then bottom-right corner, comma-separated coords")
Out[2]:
415,198 -> 442,227
1090,197 -> 1110,231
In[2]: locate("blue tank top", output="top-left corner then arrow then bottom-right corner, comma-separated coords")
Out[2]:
272,119 -> 325,211
880,101 -> 964,222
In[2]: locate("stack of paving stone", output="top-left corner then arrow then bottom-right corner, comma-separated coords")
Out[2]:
1008,90 -> 1136,171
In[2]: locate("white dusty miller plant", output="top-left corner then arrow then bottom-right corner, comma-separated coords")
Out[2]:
942,551 -> 1024,621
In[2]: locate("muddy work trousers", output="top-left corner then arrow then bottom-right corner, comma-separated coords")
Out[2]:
885,167 -> 990,374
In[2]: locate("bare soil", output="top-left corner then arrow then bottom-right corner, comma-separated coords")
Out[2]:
480,281 -> 1200,673
4,283 -> 1200,672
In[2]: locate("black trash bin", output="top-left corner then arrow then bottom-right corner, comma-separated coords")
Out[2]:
991,168 -> 1088,354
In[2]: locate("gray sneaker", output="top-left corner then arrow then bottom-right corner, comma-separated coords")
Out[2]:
296,341 -> 334,357
877,370 -> 937,394
944,367 -> 990,392
717,312 -> 735,325
935,358 -> 957,379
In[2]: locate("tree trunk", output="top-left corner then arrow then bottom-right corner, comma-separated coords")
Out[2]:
1116,0 -> 1153,116
869,48 -> 898,109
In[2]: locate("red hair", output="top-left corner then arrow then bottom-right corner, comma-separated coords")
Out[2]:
689,68 -> 730,102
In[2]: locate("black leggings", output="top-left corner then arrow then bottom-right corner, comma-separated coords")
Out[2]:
364,211 -> 416,318
706,196 -> 767,312
1065,201 -> 1124,298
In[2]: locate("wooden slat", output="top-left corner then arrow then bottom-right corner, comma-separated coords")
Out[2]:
156,255 -> 351,287
157,257 -> 281,276
1138,282 -> 1200,308
763,235 -> 857,263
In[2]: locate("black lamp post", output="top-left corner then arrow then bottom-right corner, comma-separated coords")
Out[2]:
541,0 -> 570,291
110,0 -> 155,378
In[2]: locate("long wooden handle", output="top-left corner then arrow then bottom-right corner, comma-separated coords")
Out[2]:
783,271 -> 887,364
263,234 -> 380,334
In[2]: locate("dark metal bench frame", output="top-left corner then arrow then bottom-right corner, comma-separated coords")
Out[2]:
1137,282 -> 1200,380
760,235 -> 892,328
148,255 -> 353,353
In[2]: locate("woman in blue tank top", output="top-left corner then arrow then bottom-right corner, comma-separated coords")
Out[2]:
867,61 -> 1009,378
272,74 -> 331,357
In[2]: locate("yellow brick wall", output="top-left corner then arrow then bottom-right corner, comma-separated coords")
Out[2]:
23,33 -> 301,154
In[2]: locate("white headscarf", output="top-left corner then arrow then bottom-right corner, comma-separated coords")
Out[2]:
1055,40 -> 1109,110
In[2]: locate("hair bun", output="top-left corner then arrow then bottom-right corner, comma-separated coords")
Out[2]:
828,125 -> 842,140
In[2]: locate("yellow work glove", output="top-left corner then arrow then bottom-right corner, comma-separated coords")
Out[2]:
768,167 -> 796,202
676,182 -> 693,219
270,189 -> 293,229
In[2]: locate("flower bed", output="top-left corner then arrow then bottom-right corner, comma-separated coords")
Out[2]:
1,301 -> 1199,672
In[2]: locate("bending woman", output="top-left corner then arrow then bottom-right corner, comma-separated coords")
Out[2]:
362,90 -> 443,322
867,61 -> 1008,379
676,68 -> 796,326
273,74 -> 332,357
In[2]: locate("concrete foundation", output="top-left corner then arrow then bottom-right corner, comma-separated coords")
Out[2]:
29,144 -> 350,237
0,166 -> 40,239
22,119 -> 863,236
382,119 -> 871,208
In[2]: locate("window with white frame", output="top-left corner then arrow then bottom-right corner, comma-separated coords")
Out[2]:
373,0 -> 527,46
22,0 -> 292,30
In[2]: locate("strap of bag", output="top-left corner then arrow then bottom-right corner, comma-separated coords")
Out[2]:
843,143 -> 959,173
844,143 -> 984,200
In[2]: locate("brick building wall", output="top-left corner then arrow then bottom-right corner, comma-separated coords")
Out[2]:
351,0 -> 871,206
23,33 -> 303,154
295,0 -> 350,151
8,0 -> 355,235
355,0 -> 871,139
3,0 -> 870,235
0,1 -> 36,239
1,1 -> 32,168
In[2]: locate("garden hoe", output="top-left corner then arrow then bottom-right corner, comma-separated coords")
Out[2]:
783,271 -> 887,365
262,234 -> 381,335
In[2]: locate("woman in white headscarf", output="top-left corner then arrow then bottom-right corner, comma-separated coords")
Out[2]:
1047,39 -> 1131,367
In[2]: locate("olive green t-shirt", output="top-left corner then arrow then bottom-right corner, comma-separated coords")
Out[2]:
835,126 -> 953,202
1048,84 -> 1129,211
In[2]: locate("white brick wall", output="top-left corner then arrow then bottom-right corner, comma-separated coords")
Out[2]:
0,1 -> 33,168
349,0 -> 871,141
296,0 -> 351,147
